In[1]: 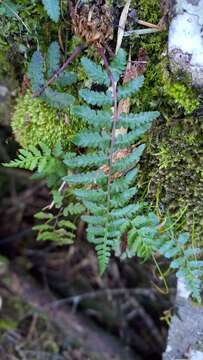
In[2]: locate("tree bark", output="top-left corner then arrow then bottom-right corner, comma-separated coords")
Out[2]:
168,0 -> 203,87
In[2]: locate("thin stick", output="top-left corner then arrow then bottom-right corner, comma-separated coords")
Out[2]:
98,48 -> 118,198
46,288 -> 156,308
137,19 -> 161,30
33,44 -> 85,97
124,28 -> 160,37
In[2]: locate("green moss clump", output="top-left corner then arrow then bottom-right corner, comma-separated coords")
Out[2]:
11,91 -> 83,149
163,82 -> 199,114
140,117 -> 203,240
137,0 -> 160,23
128,0 -> 199,116
129,0 -> 167,113
161,65 -> 200,114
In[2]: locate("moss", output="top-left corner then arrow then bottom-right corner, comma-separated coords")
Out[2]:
127,0 -> 200,116
161,65 -> 200,114
139,117 -> 203,241
136,0 -> 160,23
128,0 -> 168,113
11,91 -> 83,149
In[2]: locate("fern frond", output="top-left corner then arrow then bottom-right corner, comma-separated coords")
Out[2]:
4,145 -> 45,171
157,232 -> 203,302
110,168 -> 138,193
4,142 -> 67,188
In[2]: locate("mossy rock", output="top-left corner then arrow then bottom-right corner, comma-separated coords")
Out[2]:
11,91 -> 84,150
140,116 -> 203,240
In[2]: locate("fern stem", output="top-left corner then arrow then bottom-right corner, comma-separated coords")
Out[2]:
33,44 -> 85,97
98,48 -> 118,183
98,48 -> 119,272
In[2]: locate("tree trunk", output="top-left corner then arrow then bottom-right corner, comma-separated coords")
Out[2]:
168,0 -> 203,87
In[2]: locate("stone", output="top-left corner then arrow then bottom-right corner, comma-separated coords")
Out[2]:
0,85 -> 8,98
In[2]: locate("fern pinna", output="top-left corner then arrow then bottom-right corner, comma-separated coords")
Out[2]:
63,49 -> 159,273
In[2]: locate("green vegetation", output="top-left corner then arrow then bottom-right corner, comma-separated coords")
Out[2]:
11,91 -> 83,149
1,0 -> 202,301
5,48 -> 203,301
140,117 -> 203,242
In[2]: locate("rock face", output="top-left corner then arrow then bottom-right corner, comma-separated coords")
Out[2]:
168,0 -> 203,87
163,296 -> 203,360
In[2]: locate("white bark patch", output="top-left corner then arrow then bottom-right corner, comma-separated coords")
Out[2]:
177,277 -> 192,299
190,350 -> 203,360
168,0 -> 203,86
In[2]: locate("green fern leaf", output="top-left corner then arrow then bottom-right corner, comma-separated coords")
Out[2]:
43,88 -> 75,109
64,153 -> 107,168
47,41 -> 60,77
28,50 -> 45,92
112,144 -> 145,173
119,111 -> 160,129
74,189 -> 107,202
56,72 -> 77,87
63,202 -> 85,216
79,89 -> 112,106
64,170 -> 106,185
73,131 -> 110,149
42,0 -> 60,22
118,76 -> 144,99
114,129 -> 149,150
110,49 -> 127,81
157,232 -> 203,302
81,57 -> 110,86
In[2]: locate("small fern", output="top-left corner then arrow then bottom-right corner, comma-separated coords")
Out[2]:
63,50 -> 160,274
6,46 -> 203,302
157,232 -> 203,302
4,142 -> 67,188
33,209 -> 76,246
127,218 -> 203,302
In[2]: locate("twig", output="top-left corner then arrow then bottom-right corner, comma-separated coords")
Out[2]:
46,288 -> 156,308
137,19 -> 161,30
33,44 -> 85,97
124,28 -> 160,36
43,180 -> 66,211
